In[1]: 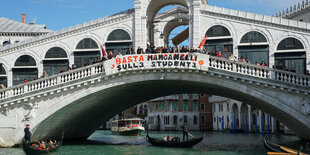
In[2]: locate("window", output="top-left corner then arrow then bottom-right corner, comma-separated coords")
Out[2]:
76,38 -> 98,49
277,38 -> 304,50
183,94 -> 189,100
275,52 -> 306,74
173,115 -> 178,124
107,29 -> 131,41
168,102 -> 171,111
183,102 -> 188,111
15,55 -> 36,66
193,102 -> 198,111
45,47 -> 67,58
206,25 -> 231,37
201,103 -> 205,111
106,29 -> 132,56
0,64 -> 7,87
200,94 -> 205,97
3,41 -> 10,46
44,47 -> 68,76
201,116 -> 205,125
194,116 -> 197,125
13,55 -> 37,85
184,115 -> 187,124
173,102 -> 178,111
193,94 -> 199,100
227,103 -> 230,112
240,31 -> 267,43
163,103 -> 165,111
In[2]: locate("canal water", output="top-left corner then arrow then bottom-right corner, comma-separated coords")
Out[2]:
1,130 -> 309,155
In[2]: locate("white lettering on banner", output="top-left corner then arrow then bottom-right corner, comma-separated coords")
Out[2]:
104,53 -> 209,76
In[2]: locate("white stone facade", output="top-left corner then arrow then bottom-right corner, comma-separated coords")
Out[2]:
210,95 -> 285,134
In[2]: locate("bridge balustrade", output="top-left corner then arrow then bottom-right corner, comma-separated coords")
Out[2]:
209,56 -> 310,86
0,62 -> 104,101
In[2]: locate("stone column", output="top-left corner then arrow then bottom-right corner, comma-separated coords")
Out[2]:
248,105 -> 252,132
259,110 -> 263,133
189,0 -> 201,49
134,0 -> 147,50
271,117 -> 277,133
238,112 -> 242,129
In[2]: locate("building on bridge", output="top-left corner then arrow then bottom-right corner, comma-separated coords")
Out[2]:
210,95 -> 285,134
0,0 -> 310,88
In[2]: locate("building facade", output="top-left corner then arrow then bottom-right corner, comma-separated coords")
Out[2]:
210,95 -> 285,134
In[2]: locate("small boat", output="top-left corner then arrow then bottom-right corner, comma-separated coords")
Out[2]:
264,138 -> 309,155
263,137 -> 287,153
22,133 -> 64,155
146,133 -> 203,148
111,118 -> 145,136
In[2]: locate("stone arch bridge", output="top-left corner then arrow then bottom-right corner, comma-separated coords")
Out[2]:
0,53 -> 309,147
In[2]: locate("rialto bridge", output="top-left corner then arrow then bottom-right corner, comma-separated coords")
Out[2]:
0,0 -> 310,147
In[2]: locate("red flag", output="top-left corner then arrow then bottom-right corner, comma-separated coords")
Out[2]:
101,45 -> 107,57
198,35 -> 208,48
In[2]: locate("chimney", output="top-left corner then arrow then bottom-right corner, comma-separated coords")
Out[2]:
21,14 -> 26,24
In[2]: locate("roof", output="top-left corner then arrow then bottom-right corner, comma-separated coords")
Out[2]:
202,5 -> 310,31
0,9 -> 135,53
0,17 -> 52,33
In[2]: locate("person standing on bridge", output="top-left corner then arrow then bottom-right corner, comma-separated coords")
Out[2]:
24,124 -> 32,145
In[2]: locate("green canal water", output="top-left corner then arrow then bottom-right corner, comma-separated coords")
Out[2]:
1,130 -> 309,155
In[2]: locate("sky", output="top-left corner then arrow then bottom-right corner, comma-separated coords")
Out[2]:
0,0 -> 300,45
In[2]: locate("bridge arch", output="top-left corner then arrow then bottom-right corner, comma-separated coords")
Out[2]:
146,0 -> 189,23
163,19 -> 189,47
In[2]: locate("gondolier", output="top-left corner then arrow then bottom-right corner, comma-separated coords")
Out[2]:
181,122 -> 188,141
24,124 -> 32,145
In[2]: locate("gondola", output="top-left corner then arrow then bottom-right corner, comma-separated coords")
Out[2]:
263,137 -> 287,153
22,133 -> 64,155
263,138 -> 309,155
146,133 -> 203,148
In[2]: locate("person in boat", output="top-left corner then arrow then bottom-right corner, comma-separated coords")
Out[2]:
39,141 -> 46,150
24,124 -> 32,145
181,122 -> 189,141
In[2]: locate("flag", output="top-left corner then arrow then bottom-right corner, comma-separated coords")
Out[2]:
198,35 -> 208,48
101,45 -> 107,58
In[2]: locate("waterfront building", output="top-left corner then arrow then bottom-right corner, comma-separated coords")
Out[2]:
147,94 -> 203,131
210,95 -> 285,134
199,94 -> 213,130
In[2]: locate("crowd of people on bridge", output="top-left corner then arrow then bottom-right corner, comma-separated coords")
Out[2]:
0,45 -> 308,91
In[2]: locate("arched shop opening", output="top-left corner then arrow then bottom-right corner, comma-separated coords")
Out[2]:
13,55 -> 38,85
232,103 -> 239,129
238,31 -> 269,65
0,64 -> 7,87
74,38 -> 100,68
204,25 -> 233,58
43,47 -> 69,76
275,37 -> 306,74
105,29 -> 132,55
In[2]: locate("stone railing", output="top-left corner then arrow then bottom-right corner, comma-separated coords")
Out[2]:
0,62 -> 104,101
209,56 -> 310,87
